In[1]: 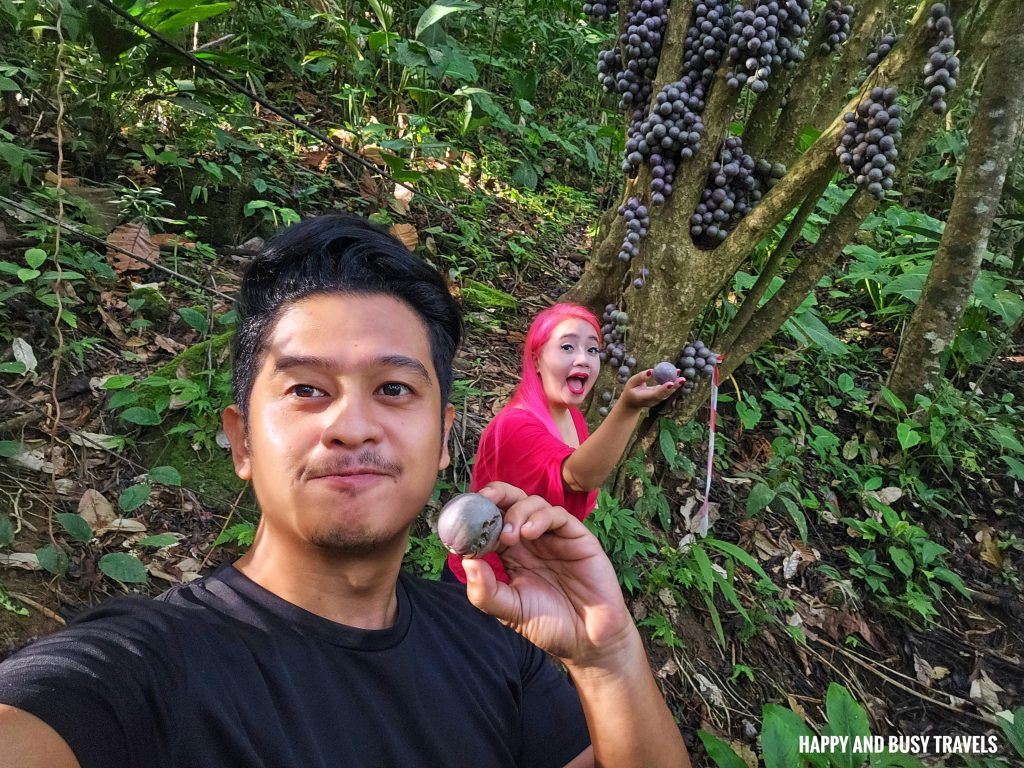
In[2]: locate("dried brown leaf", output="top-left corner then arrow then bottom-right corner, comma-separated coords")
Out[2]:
358,169 -> 381,202
96,306 -> 128,342
389,223 -> 418,250
391,183 -> 414,215
107,222 -> 158,272
976,528 -> 1003,568
78,489 -> 116,530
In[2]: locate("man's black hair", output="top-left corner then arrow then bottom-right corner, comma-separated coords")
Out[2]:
232,213 -> 463,421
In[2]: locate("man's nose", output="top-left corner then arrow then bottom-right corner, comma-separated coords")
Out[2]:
321,391 -> 382,447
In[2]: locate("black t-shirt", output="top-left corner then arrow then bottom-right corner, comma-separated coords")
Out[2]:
0,565 -> 589,768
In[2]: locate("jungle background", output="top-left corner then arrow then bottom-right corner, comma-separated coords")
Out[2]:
0,0 -> 1022,765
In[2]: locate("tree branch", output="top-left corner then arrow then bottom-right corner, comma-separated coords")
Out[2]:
719,172 -> 832,350
723,189 -> 879,377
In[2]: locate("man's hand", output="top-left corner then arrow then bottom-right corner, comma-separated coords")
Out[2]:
461,482 -> 633,665
462,482 -> 691,768
617,369 -> 682,411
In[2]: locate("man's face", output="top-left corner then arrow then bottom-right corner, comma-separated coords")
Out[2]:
223,293 -> 454,557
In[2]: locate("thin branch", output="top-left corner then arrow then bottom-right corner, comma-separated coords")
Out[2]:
724,189 -> 879,378
720,172 -> 832,350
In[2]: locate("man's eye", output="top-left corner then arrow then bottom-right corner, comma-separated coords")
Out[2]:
379,382 -> 412,397
292,384 -> 326,398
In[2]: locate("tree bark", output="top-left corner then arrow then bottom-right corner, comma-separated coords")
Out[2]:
886,0 -> 1024,402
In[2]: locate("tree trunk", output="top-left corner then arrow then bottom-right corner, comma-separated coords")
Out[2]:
886,0 -> 1024,403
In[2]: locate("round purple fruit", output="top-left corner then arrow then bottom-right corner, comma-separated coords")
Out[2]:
437,493 -> 503,557
652,361 -> 679,384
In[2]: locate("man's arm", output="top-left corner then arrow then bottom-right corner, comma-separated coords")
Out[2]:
464,484 -> 690,768
0,705 -> 80,768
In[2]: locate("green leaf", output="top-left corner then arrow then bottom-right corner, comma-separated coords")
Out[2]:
691,543 -> 716,592
888,546 -> 914,578
778,495 -> 809,542
24,248 -> 46,269
101,374 -> 135,390
0,361 -> 27,374
148,465 -> 182,486
137,533 -> 179,548
0,440 -> 21,458
822,683 -> 871,768
706,538 -> 774,585
762,704 -> 805,768
17,268 -> 40,282
120,407 -> 163,426
511,160 -> 538,190
108,390 -> 139,409
0,514 -> 13,547
696,731 -> 748,768
119,483 -> 152,513
1002,455 -> 1024,481
415,0 -> 480,38
99,552 -> 148,584
153,3 -> 234,33
990,424 -> 1024,454
880,387 -> 907,414
837,373 -> 854,393
783,310 -> 849,356
931,567 -> 972,599
177,307 -> 209,334
213,522 -> 257,548
896,422 -> 922,451
735,398 -> 762,429
0,77 -> 19,92
996,707 -> 1024,759
57,513 -> 93,543
747,482 -> 776,514
658,426 -> 677,467
36,544 -> 69,577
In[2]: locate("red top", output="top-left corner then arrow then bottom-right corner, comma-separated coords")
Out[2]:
446,406 -> 599,583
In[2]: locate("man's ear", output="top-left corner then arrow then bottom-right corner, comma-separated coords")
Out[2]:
438,403 -> 456,471
222,404 -> 252,481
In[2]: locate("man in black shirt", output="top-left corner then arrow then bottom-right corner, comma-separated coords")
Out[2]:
0,214 -> 689,768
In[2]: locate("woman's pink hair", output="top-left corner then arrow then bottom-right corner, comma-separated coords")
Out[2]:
505,303 -> 601,437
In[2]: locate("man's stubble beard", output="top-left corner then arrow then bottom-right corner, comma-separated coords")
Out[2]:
309,522 -> 410,555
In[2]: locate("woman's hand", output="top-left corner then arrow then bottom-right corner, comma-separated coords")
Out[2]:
617,368 -> 683,411
462,482 -> 634,665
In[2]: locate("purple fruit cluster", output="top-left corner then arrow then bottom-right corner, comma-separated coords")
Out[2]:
819,1 -> 854,53
677,341 -> 721,393
923,3 -> 958,115
598,305 -> 636,416
616,197 -> 650,264
865,32 -> 898,72
625,1 -> 730,200
690,136 -> 764,244
726,0 -> 813,94
836,86 -> 902,200
583,1 -> 613,21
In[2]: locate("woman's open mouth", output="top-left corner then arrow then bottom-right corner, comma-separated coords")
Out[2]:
566,373 -> 589,395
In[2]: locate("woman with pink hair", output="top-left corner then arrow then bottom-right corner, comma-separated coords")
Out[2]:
443,302 -> 682,583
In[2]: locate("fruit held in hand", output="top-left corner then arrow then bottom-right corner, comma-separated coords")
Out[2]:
652,361 -> 678,384
437,493 -> 503,557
